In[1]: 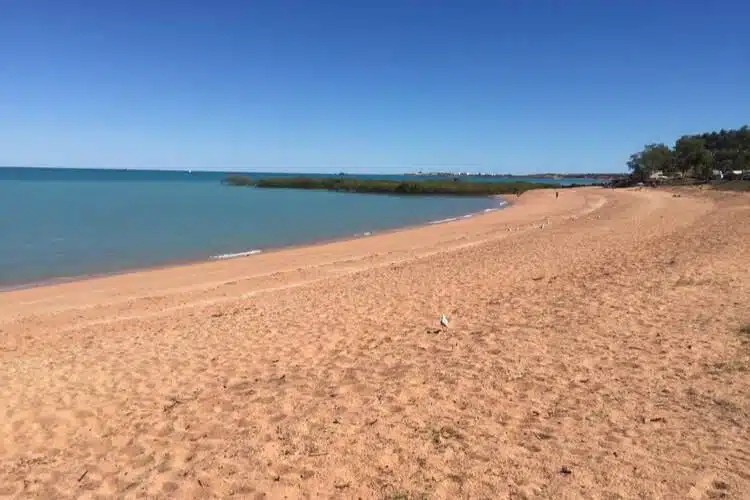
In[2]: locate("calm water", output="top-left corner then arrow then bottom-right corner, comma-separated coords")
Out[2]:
0,167 -> 592,287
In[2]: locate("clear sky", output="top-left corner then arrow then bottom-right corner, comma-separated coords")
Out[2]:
1,1 -> 748,173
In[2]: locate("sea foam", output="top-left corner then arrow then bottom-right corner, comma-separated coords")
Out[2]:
209,249 -> 262,260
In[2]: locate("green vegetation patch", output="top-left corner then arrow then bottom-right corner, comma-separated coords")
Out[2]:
223,175 -> 560,196
626,125 -> 750,184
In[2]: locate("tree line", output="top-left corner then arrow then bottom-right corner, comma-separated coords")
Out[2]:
627,126 -> 750,182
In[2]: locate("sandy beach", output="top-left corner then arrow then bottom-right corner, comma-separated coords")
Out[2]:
1,186 -> 749,499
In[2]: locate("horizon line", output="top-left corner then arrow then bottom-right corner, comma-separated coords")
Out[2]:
0,165 -> 627,176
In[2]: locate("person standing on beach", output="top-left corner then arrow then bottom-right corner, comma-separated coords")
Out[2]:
556,191 -> 559,199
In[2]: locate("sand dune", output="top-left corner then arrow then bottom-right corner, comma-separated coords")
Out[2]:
1,187 -> 749,499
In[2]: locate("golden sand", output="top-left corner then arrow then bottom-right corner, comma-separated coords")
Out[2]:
1,187 -> 749,499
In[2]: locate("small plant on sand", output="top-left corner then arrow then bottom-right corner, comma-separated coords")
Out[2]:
429,425 -> 463,446
438,425 -> 462,440
390,492 -> 427,500
740,324 -> 750,343
587,409 -> 605,420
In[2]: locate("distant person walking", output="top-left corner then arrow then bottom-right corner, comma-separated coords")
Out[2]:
555,191 -> 559,199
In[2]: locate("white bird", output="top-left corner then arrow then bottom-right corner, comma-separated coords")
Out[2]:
440,314 -> 449,329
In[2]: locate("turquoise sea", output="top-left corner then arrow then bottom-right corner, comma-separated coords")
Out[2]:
0,167 -> 593,287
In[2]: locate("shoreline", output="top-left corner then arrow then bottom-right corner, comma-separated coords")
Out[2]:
0,196 -> 511,294
0,187 -> 584,320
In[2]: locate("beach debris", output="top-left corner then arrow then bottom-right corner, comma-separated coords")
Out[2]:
78,470 -> 88,482
440,314 -> 449,329
163,397 -> 182,413
560,466 -> 572,475
642,416 -> 666,424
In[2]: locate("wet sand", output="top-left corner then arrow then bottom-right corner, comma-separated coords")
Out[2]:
1,187 -> 749,499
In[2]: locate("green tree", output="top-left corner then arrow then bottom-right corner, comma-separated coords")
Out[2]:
627,151 -> 647,182
694,152 -> 716,180
732,150 -> 748,172
628,125 -> 749,183
674,136 -> 713,178
737,126 -> 750,151
627,143 -> 674,181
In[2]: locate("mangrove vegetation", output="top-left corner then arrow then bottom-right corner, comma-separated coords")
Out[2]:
222,176 -> 562,196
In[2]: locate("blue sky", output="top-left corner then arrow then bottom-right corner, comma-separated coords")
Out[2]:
1,1 -> 748,173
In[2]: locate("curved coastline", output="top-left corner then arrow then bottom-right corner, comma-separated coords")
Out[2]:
0,195 -> 511,292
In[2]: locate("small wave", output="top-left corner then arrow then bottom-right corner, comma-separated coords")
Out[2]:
428,217 -> 459,225
485,201 -> 508,212
463,214 -> 473,219
210,249 -> 262,260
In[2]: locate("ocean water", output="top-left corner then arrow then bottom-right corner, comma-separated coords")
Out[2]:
0,167 -> 591,287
